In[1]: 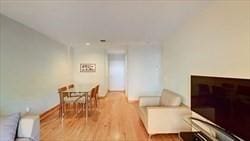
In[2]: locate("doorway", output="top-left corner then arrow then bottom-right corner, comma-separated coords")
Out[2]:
108,54 -> 125,91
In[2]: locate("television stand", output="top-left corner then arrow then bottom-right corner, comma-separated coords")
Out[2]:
179,131 -> 213,141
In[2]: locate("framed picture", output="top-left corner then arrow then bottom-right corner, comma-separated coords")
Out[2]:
80,64 -> 96,72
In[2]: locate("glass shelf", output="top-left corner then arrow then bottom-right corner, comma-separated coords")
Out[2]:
184,115 -> 219,141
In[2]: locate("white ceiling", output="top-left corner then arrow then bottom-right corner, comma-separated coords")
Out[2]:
0,0 -> 209,46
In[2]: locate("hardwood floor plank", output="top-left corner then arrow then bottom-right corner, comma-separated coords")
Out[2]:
41,92 -> 179,141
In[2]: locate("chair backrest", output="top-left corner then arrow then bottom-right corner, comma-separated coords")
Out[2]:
68,84 -> 74,89
90,87 -> 96,98
95,85 -> 99,95
58,86 -> 67,92
67,84 -> 75,96
58,86 -> 68,104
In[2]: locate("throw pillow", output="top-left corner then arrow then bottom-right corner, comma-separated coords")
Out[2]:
160,89 -> 182,106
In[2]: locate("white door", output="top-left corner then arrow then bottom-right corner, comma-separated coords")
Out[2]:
109,54 -> 125,91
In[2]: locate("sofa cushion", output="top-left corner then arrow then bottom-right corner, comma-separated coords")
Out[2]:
0,113 -> 20,141
160,89 -> 181,106
15,138 -> 32,141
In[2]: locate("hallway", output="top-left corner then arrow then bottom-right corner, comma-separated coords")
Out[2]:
41,92 -> 178,141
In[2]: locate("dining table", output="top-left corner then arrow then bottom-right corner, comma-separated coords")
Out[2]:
63,83 -> 97,121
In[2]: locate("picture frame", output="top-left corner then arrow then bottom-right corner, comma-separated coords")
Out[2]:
80,64 -> 96,72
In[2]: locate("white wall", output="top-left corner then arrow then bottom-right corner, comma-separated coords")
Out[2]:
127,43 -> 162,100
0,14 -> 71,115
162,2 -> 250,106
108,54 -> 125,91
72,46 -> 108,97
71,42 -> 162,99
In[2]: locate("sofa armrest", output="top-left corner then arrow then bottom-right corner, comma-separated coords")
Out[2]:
146,105 -> 191,133
139,96 -> 160,107
17,115 -> 40,141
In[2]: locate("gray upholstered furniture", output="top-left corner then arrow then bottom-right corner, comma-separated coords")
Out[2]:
138,89 -> 191,137
0,113 -> 40,141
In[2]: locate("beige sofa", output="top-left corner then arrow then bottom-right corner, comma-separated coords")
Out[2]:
138,89 -> 191,137
0,113 -> 40,141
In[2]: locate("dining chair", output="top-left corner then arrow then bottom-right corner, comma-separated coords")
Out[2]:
58,86 -> 67,118
75,87 -> 95,113
93,85 -> 99,107
68,84 -> 78,97
68,84 -> 74,89
58,86 -> 78,118
91,85 -> 99,108
91,87 -> 97,109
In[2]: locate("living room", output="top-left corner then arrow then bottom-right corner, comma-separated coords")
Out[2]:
0,1 -> 249,141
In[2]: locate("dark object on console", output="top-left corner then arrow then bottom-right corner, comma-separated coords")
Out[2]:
179,131 -> 212,141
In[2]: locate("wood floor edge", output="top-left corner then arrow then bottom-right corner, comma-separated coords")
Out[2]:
40,104 -> 59,121
108,90 -> 126,93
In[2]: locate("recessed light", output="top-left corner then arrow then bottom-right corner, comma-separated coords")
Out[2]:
85,42 -> 91,46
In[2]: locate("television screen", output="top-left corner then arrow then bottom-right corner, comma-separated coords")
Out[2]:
191,75 -> 250,140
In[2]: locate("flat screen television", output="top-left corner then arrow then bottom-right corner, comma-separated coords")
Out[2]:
191,75 -> 250,140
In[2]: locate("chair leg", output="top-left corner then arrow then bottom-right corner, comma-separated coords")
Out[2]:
89,99 -> 92,114
64,104 -> 67,113
148,134 -> 152,141
84,101 -> 89,116
59,104 -> 62,118
90,100 -> 92,111
74,103 -> 78,113
81,103 -> 83,112
95,97 -> 98,108
62,103 -> 65,118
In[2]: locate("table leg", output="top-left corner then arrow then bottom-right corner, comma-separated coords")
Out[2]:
59,103 -> 62,118
62,103 -> 64,119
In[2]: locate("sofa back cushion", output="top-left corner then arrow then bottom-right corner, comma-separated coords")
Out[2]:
0,113 -> 20,141
160,89 -> 182,106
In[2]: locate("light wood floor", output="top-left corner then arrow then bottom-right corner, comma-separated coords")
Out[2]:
41,92 -> 179,141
